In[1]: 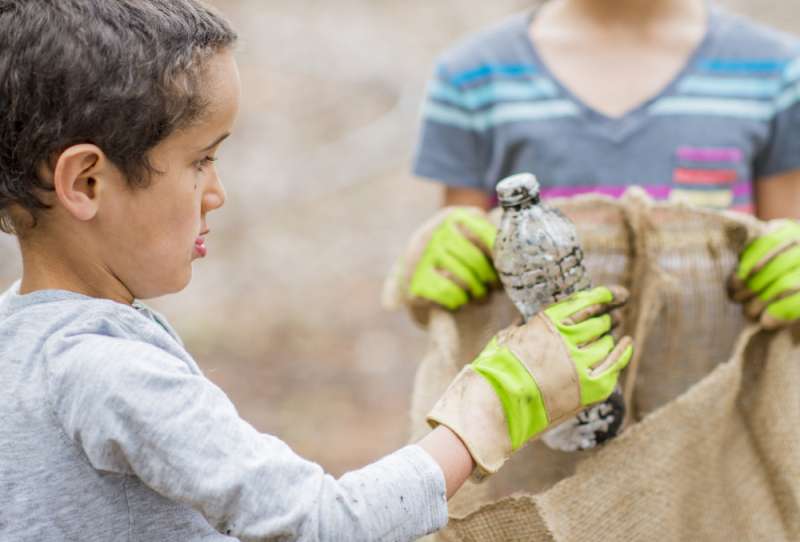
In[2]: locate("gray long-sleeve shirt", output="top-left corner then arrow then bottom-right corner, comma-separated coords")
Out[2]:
0,282 -> 448,541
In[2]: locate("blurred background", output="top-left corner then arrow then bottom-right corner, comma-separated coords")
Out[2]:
1,0 -> 797,476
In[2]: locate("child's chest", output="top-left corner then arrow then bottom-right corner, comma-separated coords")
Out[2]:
529,24 -> 706,118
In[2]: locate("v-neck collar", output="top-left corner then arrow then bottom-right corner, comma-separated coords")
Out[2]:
515,2 -> 718,143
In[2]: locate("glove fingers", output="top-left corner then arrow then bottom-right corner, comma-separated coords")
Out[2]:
743,295 -> 767,320
589,336 -> 634,377
728,273 -> 756,304
403,207 -> 496,310
410,269 -> 469,309
578,334 -> 615,369
563,286 -> 629,325
445,237 -> 500,286
762,289 -> 800,329
436,267 -> 470,294
754,263 -> 800,304
744,267 -> 800,320
546,286 -> 628,324
454,213 -> 497,257
609,309 -> 625,342
438,251 -> 487,299
562,314 -> 612,347
445,226 -> 498,285
736,222 -> 800,283
745,243 -> 800,295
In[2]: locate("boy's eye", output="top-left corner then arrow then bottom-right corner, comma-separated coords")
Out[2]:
195,156 -> 218,171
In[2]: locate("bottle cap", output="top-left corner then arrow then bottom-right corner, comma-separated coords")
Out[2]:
496,173 -> 540,207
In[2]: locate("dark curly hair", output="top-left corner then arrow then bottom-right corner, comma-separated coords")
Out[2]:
0,0 -> 237,233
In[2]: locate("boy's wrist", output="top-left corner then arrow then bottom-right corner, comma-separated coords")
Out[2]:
418,425 -> 476,500
427,364 -> 512,477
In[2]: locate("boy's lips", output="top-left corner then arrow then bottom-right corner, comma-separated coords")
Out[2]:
194,236 -> 208,258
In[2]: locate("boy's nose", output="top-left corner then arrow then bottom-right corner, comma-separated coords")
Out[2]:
204,177 -> 227,211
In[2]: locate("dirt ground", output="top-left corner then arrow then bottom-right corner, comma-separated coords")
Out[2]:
0,0 -> 798,476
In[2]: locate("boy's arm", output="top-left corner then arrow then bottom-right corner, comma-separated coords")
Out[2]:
418,426 -> 475,499
47,335 -> 448,542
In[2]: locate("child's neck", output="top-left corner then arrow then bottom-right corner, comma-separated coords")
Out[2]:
531,0 -> 707,118
18,236 -> 135,305
549,0 -> 703,29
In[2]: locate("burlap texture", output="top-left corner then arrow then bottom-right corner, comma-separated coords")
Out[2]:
391,189 -> 800,541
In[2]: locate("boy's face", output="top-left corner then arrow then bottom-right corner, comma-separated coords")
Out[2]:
100,51 -> 241,300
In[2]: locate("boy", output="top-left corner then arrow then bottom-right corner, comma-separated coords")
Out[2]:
0,1 -> 631,540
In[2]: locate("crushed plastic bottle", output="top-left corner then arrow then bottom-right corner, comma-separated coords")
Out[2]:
493,172 -> 625,452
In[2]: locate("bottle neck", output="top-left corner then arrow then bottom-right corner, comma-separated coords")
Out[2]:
500,194 -> 540,209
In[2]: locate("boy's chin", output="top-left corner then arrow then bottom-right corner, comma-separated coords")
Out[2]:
132,269 -> 193,300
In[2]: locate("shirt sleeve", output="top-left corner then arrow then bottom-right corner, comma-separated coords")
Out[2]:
754,56 -> 800,180
45,333 -> 448,542
412,62 -> 492,192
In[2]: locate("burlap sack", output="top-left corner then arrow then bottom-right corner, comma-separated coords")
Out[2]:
387,189 -> 800,541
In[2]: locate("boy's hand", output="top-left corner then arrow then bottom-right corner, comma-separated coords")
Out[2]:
729,221 -> 800,329
427,286 -> 633,476
401,207 -> 498,310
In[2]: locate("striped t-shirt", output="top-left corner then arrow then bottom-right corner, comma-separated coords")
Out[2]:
413,5 -> 800,213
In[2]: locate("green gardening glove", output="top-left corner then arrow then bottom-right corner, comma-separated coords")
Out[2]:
729,221 -> 800,329
427,286 -> 633,476
401,207 -> 498,310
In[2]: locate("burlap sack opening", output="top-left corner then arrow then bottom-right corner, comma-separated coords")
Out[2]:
390,189 -> 800,541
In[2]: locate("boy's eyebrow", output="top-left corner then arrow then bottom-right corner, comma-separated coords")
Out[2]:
199,133 -> 231,152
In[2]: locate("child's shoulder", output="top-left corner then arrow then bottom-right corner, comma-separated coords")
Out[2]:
29,297 -> 194,382
434,12 -> 535,86
712,7 -> 800,61
52,299 -> 171,343
0,286 -> 182,361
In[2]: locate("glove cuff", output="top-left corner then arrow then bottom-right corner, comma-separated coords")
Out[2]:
427,314 -> 587,478
426,366 -> 512,478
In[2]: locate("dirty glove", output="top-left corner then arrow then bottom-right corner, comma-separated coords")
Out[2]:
427,286 -> 633,476
729,221 -> 800,329
400,207 -> 498,311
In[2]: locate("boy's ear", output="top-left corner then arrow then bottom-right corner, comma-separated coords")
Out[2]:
50,144 -> 111,222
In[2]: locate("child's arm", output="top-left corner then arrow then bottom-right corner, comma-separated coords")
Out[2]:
442,186 -> 493,211
47,334 -> 449,541
755,170 -> 800,220
418,426 -> 475,499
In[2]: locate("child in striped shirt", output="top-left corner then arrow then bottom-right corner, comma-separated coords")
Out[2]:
401,0 -> 800,330
414,0 -> 800,218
